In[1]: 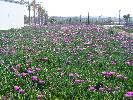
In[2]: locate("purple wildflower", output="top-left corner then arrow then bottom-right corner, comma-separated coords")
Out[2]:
106,88 -> 113,92
102,71 -> 116,77
37,58 -> 48,62
73,79 -> 86,84
14,86 -> 20,91
125,61 -> 131,65
99,88 -> 105,91
35,68 -> 42,71
126,92 -> 133,95
125,94 -> 133,97
27,67 -> 32,71
109,72 -> 116,75
15,64 -> 21,69
130,40 -> 133,42
19,89 -> 25,94
116,74 -> 124,78
32,76 -> 38,81
111,60 -> 117,65
27,70 -> 33,74
88,86 -> 96,91
125,91 -> 133,97
16,74 -> 22,77
38,80 -> 45,85
12,68 -> 18,73
37,95 -> 44,100
22,72 -> 27,77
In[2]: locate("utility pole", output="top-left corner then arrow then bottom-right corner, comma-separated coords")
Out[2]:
119,10 -> 121,25
87,12 -> 90,24
100,14 -> 103,25
80,15 -> 81,23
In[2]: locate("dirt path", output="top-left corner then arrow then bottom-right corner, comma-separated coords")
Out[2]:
118,30 -> 133,38
112,28 -> 133,38
103,25 -> 133,38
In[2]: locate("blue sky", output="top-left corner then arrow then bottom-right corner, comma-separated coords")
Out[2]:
24,0 -> 133,17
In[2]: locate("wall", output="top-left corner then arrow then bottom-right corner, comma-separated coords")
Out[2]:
0,0 -> 24,30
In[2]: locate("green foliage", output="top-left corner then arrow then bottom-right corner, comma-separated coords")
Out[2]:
48,17 -> 57,24
0,25 -> 132,99
107,27 -> 116,34
123,14 -> 131,25
116,26 -> 133,33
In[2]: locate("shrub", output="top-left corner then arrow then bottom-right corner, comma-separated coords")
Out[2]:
107,27 -> 116,35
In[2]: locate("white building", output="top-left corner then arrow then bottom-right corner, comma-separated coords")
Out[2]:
0,0 -> 24,30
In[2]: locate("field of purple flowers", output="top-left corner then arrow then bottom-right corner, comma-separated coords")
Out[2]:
0,24 -> 133,99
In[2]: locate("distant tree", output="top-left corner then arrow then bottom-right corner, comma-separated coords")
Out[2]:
30,0 -> 37,25
37,5 -> 45,25
40,8 -> 45,25
37,5 -> 41,25
105,17 -> 114,25
21,1 -> 31,25
123,14 -> 130,25
73,17 -> 79,24
24,15 -> 29,24
69,18 -> 71,24
44,11 -> 48,25
28,3 -> 31,25
49,17 -> 56,24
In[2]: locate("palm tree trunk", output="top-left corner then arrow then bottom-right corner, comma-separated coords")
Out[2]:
41,14 -> 43,25
38,12 -> 40,25
44,11 -> 48,25
28,5 -> 31,25
33,0 -> 36,25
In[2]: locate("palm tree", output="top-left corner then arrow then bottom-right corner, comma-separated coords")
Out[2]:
36,4 -> 41,25
30,0 -> 36,25
28,2 -> 31,25
20,0 -> 31,25
123,14 -> 130,25
44,11 -> 48,25
27,0 -> 47,25
40,8 -> 45,25
37,5 -> 45,25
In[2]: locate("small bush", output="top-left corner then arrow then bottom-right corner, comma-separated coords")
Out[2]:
107,27 -> 116,35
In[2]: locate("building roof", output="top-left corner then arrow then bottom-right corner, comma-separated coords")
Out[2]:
0,0 -> 24,5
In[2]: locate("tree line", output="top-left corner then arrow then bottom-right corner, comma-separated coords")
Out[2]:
22,0 -> 48,25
